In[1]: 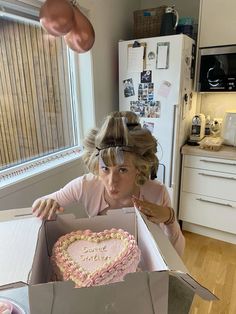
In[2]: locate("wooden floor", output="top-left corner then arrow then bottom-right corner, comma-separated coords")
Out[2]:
182,231 -> 236,314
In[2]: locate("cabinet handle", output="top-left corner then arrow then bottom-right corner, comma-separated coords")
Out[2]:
169,104 -> 177,188
196,198 -> 233,207
198,172 -> 236,180
200,159 -> 236,166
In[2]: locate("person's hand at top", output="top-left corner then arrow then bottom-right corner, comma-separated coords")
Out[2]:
132,196 -> 174,225
32,198 -> 64,220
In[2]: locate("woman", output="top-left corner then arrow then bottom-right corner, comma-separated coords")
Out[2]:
32,111 -> 185,256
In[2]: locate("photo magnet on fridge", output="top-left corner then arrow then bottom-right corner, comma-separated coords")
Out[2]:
158,80 -> 172,98
141,70 -> 152,83
143,121 -> 155,133
123,78 -> 135,98
130,100 -> 161,118
138,83 -> 154,102
146,51 -> 156,69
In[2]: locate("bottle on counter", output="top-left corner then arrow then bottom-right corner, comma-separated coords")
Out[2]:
205,115 -> 211,136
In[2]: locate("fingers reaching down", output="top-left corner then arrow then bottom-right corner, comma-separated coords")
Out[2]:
32,198 -> 64,220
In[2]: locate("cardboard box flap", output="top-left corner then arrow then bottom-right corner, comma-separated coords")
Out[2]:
170,272 -> 218,301
0,217 -> 42,288
135,209 -> 218,301
30,221 -> 52,285
0,207 -> 33,222
135,208 -> 168,271
29,271 -> 169,314
148,271 -> 169,313
168,275 -> 194,314
136,209 -> 189,272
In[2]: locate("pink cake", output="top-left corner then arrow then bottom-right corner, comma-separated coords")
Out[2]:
51,228 -> 141,287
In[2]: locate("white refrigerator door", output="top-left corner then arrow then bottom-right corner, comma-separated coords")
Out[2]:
170,36 -> 196,211
119,35 -> 194,210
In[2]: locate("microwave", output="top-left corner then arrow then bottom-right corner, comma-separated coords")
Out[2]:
197,46 -> 236,92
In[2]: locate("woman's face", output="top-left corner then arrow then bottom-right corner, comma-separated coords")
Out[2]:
98,152 -> 139,201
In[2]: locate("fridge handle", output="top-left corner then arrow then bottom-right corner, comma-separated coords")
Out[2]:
169,104 -> 177,188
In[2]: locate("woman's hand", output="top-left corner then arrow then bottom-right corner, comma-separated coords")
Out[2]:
132,196 -> 171,224
32,198 -> 64,220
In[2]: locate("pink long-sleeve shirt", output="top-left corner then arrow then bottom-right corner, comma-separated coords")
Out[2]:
43,173 -> 185,256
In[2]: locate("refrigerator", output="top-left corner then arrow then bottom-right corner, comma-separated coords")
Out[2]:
118,34 -> 196,214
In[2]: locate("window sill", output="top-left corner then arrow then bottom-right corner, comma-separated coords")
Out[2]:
0,147 -> 83,190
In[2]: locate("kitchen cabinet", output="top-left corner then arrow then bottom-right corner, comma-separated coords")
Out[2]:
179,145 -> 236,244
199,0 -> 236,47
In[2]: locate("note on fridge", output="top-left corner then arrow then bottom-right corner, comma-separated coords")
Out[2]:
127,46 -> 144,73
156,42 -> 169,69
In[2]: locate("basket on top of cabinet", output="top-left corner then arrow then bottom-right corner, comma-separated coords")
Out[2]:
133,6 -> 166,39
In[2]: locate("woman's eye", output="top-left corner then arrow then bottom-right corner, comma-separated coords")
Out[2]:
119,167 -> 128,173
101,166 -> 109,172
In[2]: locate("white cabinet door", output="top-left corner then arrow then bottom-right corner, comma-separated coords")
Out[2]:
199,0 -> 236,47
182,167 -> 236,201
184,155 -> 236,174
179,153 -> 236,236
179,192 -> 236,234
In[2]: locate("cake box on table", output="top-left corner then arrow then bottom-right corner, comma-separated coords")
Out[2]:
0,207 -> 217,314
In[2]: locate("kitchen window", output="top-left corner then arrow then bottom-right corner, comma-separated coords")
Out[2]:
0,3 -> 83,186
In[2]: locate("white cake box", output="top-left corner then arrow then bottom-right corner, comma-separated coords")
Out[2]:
0,207 -> 217,314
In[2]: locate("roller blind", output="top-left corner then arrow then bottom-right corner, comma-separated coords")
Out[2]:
0,5 -> 79,169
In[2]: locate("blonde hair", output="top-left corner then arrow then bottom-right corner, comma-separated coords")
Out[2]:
82,111 -> 159,185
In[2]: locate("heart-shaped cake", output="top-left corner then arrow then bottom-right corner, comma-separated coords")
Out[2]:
51,228 -> 141,287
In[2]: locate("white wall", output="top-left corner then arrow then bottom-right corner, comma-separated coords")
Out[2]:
0,158 -> 88,217
78,0 -> 141,126
200,93 -> 236,120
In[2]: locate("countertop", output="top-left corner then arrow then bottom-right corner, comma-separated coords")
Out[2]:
181,144 -> 236,161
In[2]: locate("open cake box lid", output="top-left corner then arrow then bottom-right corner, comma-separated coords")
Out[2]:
0,207 -> 217,303
0,208 -> 44,290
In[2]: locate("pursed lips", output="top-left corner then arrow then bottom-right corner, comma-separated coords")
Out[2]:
109,189 -> 119,194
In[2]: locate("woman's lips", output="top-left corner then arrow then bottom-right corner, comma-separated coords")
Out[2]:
109,190 -> 119,195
